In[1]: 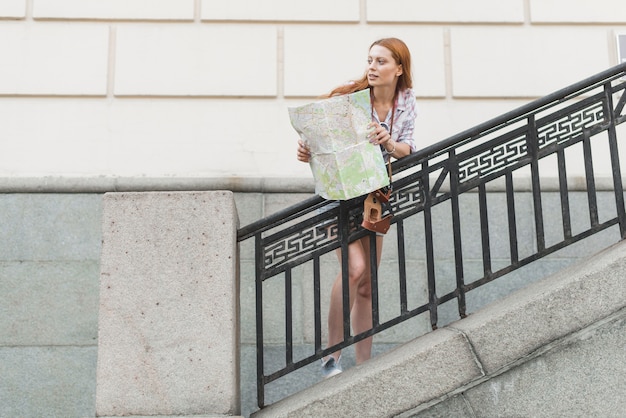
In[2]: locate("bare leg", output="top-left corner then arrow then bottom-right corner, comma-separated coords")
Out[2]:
351,235 -> 383,364
325,239 -> 367,361
325,235 -> 384,364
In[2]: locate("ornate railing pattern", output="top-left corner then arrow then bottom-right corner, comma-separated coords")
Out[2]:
237,62 -> 626,409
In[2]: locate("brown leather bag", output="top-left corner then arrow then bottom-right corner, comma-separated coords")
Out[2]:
361,187 -> 393,234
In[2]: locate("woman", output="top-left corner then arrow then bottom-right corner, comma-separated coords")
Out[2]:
296,37 -> 418,378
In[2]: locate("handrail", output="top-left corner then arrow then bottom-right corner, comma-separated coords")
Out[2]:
237,62 -> 626,409
415,62 -> 626,158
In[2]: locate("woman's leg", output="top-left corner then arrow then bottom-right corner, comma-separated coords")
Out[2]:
325,239 -> 367,361
351,235 -> 384,364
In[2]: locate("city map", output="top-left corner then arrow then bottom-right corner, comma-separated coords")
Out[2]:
288,89 -> 389,200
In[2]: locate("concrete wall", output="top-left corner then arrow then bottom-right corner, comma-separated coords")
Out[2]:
0,0 -> 624,184
1,190 -> 623,416
0,194 -> 102,417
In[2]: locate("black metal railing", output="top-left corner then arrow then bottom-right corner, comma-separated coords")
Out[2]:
237,62 -> 626,409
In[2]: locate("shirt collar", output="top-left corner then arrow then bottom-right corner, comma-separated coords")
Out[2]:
395,89 -> 409,112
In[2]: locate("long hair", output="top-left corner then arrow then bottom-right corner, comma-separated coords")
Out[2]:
326,37 -> 413,98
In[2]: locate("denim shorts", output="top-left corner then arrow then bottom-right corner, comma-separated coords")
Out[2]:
318,200 -> 385,237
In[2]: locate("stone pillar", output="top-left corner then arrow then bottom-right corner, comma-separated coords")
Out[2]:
95,191 -> 240,417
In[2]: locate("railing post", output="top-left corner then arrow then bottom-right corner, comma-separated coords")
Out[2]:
449,150 -> 467,318
96,191 -> 241,417
527,114 -> 546,253
422,162 -> 439,330
604,81 -> 626,238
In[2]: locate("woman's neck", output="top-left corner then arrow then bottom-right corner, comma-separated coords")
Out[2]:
371,86 -> 396,107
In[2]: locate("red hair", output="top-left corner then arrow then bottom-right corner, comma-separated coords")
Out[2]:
326,38 -> 413,98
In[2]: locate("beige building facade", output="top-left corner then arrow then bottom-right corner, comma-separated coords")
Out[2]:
2,3 -> 626,416
0,0 -> 625,185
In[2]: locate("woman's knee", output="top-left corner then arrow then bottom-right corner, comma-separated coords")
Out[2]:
347,260 -> 367,285
356,277 -> 372,298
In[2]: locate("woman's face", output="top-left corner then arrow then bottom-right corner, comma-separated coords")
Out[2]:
367,45 -> 402,89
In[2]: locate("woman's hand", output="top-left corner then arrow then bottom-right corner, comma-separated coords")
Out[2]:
297,139 -> 311,163
368,122 -> 396,154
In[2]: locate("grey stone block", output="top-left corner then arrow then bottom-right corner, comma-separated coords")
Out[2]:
0,346 -> 96,418
234,192 -> 263,261
541,192 -> 623,257
0,260 -> 99,346
257,267 -> 306,346
264,193 -> 314,219
463,258 -> 576,316
0,193 -> 102,261
239,259 -> 258,345
423,192 -> 536,261
96,191 -> 240,417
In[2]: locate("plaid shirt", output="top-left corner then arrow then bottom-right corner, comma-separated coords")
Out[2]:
372,88 -> 418,161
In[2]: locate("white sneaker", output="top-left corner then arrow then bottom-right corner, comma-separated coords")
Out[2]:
321,355 -> 342,378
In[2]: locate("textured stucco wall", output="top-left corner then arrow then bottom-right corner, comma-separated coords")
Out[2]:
0,0 -> 624,182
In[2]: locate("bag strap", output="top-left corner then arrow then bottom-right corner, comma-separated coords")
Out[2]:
370,89 -> 397,194
385,98 -> 397,190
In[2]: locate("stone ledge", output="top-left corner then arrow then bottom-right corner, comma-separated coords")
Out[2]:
0,176 -> 315,194
450,239 -> 626,373
0,176 -> 622,194
400,306 -> 626,417
254,328 -> 483,417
